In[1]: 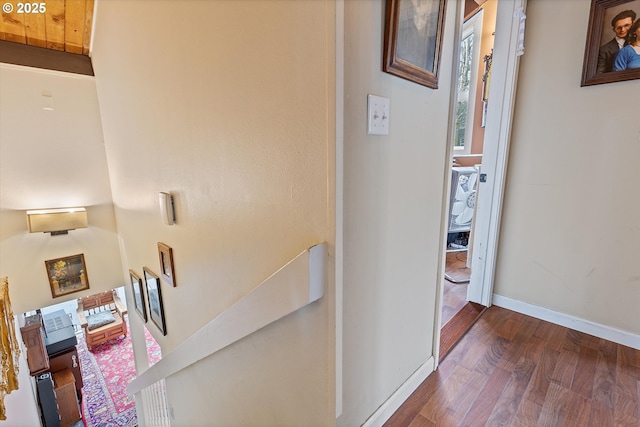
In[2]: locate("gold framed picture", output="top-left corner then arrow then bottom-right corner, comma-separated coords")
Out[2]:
45,253 -> 89,298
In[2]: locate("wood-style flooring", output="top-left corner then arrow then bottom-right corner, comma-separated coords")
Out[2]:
441,261 -> 469,327
443,250 -> 471,285
385,306 -> 640,427
440,251 -> 485,361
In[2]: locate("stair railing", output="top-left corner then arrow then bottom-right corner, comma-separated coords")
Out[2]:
128,242 -> 327,403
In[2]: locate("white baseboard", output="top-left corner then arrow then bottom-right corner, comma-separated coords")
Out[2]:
492,294 -> 640,350
362,356 -> 436,427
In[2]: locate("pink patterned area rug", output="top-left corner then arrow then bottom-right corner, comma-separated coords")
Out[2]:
77,317 -> 160,427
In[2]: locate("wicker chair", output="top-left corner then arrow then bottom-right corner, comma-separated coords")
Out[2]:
76,290 -> 127,351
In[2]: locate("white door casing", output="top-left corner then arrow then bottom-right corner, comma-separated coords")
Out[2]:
467,0 -> 527,306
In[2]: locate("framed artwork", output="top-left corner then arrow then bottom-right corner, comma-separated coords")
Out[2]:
130,270 -> 147,322
45,254 -> 90,298
157,242 -> 176,287
383,0 -> 447,89
143,267 -> 167,335
581,0 -> 640,86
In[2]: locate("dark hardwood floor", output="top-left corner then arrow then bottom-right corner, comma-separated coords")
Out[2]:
385,306 -> 640,426
440,251 -> 485,361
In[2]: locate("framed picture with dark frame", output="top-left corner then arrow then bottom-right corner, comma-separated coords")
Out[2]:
130,269 -> 147,322
383,0 -> 447,89
45,253 -> 90,298
581,0 -> 640,86
143,267 -> 167,336
157,242 -> 176,287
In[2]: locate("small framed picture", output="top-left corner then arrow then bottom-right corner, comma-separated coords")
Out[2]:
581,0 -> 640,86
45,253 -> 90,298
157,242 -> 176,287
144,267 -> 167,336
130,270 -> 147,322
383,0 -> 447,89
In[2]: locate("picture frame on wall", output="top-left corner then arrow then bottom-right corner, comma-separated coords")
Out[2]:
130,269 -> 147,322
45,253 -> 90,298
144,267 -> 167,335
581,0 -> 640,86
157,242 -> 176,287
383,0 -> 447,89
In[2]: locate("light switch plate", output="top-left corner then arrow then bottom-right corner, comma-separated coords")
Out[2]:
367,94 -> 389,135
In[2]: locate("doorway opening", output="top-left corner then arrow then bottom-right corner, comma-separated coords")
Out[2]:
439,0 -> 496,360
18,286 -> 151,425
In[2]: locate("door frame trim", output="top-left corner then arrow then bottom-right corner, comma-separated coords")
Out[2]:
467,0 -> 527,306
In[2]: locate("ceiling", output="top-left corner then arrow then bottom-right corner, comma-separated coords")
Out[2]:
0,0 -> 94,55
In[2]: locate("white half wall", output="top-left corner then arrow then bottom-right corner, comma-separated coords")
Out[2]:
339,0 -> 458,425
90,1 -> 336,425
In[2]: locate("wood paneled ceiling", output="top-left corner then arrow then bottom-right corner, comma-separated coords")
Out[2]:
0,0 -> 94,55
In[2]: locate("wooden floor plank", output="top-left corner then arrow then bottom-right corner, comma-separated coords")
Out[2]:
589,401 -> 615,426
384,306 -> 640,427
511,397 -> 543,427
439,302 -> 484,361
561,390 -> 592,426
571,344 -> 598,399
484,359 -> 534,427
418,365 -> 474,423
593,339 -> 618,408
618,343 -> 640,379
562,328 -> 586,353
521,348 -> 559,407
474,336 -> 509,376
460,367 -> 511,426
537,382 -> 570,426
550,349 -> 578,389
406,413 -> 435,427
447,370 -> 487,420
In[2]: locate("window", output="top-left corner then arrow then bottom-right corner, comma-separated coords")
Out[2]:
453,11 -> 483,154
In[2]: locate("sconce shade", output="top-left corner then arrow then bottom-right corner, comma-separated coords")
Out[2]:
26,208 -> 88,233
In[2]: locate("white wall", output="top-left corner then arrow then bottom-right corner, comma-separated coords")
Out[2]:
338,1 -> 458,425
0,65 -> 123,315
90,0 -> 335,425
494,0 -> 640,336
1,316 -> 41,427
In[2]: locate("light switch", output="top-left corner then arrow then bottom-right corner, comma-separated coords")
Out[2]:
367,94 -> 390,135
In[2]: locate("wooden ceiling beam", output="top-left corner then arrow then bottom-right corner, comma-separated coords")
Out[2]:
24,12 -> 47,48
64,0 -> 84,54
0,0 -> 91,57
45,0 -> 66,51
82,0 -> 93,55
0,10 -> 27,44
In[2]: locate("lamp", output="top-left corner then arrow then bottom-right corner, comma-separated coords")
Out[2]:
26,208 -> 88,235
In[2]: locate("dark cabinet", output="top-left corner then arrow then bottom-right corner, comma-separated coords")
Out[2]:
53,369 -> 81,427
49,347 -> 83,392
20,313 -> 50,375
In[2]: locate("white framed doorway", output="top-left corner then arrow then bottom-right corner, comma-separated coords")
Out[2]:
436,0 -> 527,363
467,0 -> 527,306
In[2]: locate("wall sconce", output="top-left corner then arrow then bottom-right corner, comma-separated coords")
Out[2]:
159,192 -> 175,225
26,207 -> 88,235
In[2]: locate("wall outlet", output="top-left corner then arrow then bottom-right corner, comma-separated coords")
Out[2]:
367,95 -> 390,135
